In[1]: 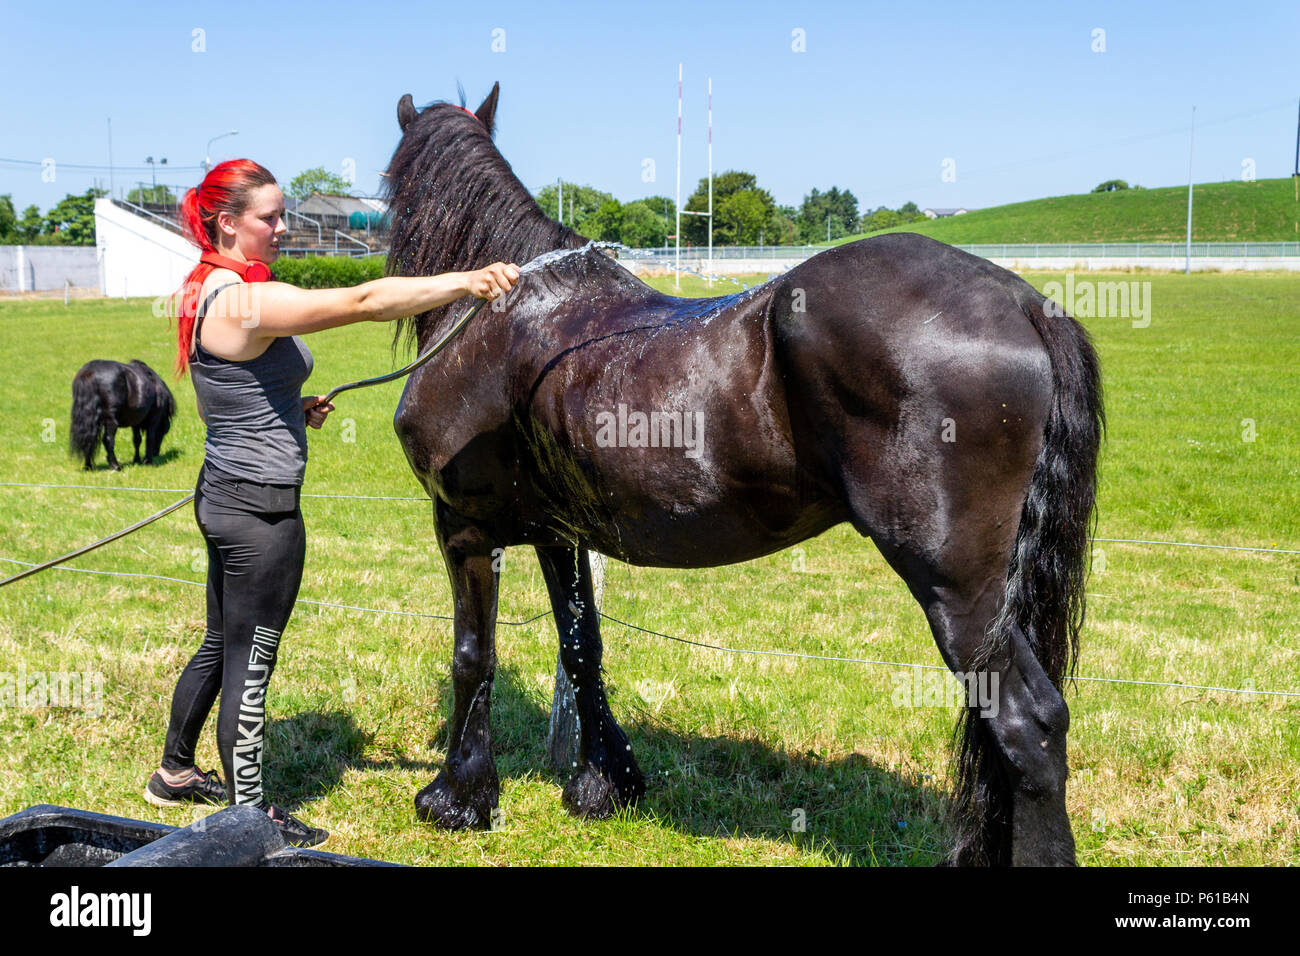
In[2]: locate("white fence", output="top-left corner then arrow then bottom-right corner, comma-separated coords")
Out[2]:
621,241 -> 1300,275
629,241 -> 1300,260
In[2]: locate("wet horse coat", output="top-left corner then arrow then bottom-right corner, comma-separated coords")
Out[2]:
386,86 -> 1102,865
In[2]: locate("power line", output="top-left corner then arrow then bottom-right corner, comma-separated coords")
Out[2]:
853,99 -> 1298,204
0,481 -> 426,501
1,482 -> 1295,555
1094,536 -> 1300,556
0,157 -> 206,173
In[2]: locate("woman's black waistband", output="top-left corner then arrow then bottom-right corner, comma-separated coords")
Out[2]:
197,460 -> 301,514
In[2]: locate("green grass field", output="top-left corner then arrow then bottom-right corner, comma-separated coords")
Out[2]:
835,177 -> 1300,245
0,268 -> 1296,866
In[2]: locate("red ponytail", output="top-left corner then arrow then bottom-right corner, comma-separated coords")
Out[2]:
171,159 -> 277,376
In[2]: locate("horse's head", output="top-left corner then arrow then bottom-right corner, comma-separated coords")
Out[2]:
382,84 -> 506,269
382,82 -> 586,351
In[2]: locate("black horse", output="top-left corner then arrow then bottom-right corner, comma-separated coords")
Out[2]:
70,360 -> 175,471
383,84 -> 1103,866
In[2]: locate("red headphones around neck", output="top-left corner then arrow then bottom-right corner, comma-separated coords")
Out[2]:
200,251 -> 273,282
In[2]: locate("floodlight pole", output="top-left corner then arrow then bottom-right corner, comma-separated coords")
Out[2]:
675,63 -> 682,290
205,130 -> 238,176
1185,106 -> 1195,275
674,67 -> 714,289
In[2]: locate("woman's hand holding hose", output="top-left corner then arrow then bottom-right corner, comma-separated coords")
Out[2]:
466,262 -> 520,300
303,396 -> 334,428
305,264 -> 517,422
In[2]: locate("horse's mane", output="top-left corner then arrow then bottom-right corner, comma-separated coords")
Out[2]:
513,242 -> 659,302
381,94 -> 587,353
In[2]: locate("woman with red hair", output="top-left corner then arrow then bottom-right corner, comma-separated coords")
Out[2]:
148,159 -> 517,847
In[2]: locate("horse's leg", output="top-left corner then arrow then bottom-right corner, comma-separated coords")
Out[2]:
101,419 -> 121,471
824,359 -> 1078,863
859,466 -> 1076,865
131,426 -> 142,464
901,555 -> 1075,866
144,416 -> 160,463
857,476 -> 1071,863
414,510 -> 500,829
546,550 -> 604,773
535,545 -> 645,818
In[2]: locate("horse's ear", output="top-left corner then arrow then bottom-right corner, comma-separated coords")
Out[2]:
475,82 -> 500,137
397,93 -> 418,132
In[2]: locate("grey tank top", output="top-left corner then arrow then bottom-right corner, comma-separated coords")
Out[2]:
190,281 -> 314,485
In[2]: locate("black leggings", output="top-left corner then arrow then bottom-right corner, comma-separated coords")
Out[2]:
161,468 -> 305,807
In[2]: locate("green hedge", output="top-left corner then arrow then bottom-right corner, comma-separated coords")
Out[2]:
271,255 -> 387,288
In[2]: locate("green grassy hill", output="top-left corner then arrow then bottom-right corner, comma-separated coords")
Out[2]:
837,177 -> 1300,245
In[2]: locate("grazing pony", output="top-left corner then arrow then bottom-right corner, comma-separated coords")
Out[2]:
70,360 -> 175,470
382,84 -> 1103,865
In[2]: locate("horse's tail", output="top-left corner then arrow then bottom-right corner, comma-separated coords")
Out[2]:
951,287 -> 1104,865
159,374 -> 176,422
158,377 -> 176,438
69,368 -> 103,465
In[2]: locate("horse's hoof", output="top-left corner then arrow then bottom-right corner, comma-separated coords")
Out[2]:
562,763 -> 644,819
414,773 -> 491,830
563,766 -> 616,819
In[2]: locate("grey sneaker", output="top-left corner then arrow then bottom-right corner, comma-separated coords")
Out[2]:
266,804 -> 329,848
144,768 -> 227,807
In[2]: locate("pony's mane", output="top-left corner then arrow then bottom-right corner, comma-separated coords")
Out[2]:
381,97 -> 587,353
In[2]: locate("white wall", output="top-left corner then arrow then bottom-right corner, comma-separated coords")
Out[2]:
0,245 -> 100,292
94,198 -> 199,298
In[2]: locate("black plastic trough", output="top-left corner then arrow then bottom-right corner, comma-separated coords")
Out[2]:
0,804 -> 398,867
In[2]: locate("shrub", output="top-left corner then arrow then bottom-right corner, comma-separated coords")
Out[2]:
271,255 -> 387,288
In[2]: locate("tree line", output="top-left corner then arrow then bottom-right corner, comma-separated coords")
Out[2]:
0,166 -> 356,247
536,172 -> 930,247
2,167 -> 932,248
0,188 -> 107,245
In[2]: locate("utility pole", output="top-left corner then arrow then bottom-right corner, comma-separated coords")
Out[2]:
107,118 -> 114,198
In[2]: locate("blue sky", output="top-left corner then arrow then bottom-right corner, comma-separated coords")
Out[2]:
2,0 -> 1297,219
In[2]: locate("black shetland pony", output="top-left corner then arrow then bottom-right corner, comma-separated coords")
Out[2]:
383,84 -> 1103,866
70,360 -> 175,471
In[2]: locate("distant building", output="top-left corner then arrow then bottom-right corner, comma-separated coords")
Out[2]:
294,193 -> 388,231
922,207 -> 969,219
